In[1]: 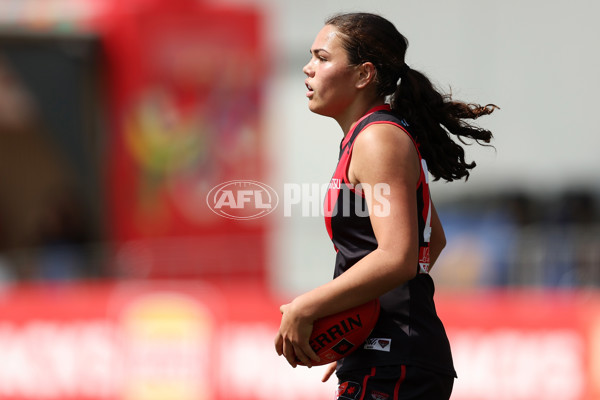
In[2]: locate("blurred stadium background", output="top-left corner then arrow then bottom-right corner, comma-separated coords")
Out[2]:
0,0 -> 598,399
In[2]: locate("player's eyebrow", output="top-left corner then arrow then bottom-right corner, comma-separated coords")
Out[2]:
310,48 -> 330,56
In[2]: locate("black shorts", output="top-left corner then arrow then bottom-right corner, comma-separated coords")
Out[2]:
335,365 -> 454,400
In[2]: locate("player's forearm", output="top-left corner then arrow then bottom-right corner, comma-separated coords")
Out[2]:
289,247 -> 417,323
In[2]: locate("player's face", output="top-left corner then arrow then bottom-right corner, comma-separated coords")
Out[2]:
303,25 -> 357,118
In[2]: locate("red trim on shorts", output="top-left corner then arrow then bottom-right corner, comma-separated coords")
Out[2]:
393,365 -> 407,400
358,367 -> 377,400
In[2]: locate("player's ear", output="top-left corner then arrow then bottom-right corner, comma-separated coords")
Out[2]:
355,62 -> 376,89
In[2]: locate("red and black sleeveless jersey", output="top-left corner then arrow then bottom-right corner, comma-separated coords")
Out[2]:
324,105 -> 456,377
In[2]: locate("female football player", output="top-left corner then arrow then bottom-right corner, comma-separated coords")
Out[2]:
275,12 -> 497,399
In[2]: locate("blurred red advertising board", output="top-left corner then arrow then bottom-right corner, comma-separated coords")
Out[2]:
0,0 -> 270,280
0,282 -> 598,400
436,291 -> 600,400
97,0 -> 269,279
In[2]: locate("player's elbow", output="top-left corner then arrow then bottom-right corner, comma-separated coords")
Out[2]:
430,228 -> 447,263
402,264 -> 418,282
438,231 -> 447,251
431,218 -> 447,253
390,251 -> 419,283
375,246 -> 419,286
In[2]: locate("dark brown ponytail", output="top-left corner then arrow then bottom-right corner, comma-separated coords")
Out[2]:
326,12 -> 498,182
392,67 -> 497,181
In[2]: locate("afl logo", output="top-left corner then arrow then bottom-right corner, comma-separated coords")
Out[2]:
206,180 -> 279,220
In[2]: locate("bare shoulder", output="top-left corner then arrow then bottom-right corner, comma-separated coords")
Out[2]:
354,123 -> 416,155
350,122 -> 420,184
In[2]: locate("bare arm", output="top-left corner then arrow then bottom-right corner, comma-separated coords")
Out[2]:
274,123 -> 421,367
428,201 -> 446,270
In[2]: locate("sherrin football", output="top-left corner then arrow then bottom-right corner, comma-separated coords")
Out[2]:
308,299 -> 380,366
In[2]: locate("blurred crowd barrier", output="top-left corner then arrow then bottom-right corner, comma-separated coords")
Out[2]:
0,280 -> 597,400
433,190 -> 600,288
3,189 -> 599,288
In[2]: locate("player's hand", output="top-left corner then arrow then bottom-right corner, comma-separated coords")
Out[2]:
274,302 -> 320,368
321,362 -> 337,382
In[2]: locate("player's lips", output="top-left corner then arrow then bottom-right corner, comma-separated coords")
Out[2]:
305,81 -> 314,98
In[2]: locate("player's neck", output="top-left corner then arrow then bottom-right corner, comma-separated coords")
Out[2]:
336,98 -> 386,135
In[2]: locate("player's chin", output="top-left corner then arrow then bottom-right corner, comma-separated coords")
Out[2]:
308,102 -> 331,117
